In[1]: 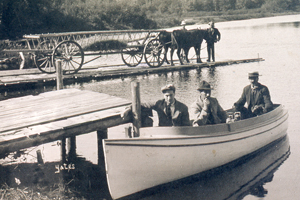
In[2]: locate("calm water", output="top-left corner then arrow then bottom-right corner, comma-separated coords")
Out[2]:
2,14 -> 300,199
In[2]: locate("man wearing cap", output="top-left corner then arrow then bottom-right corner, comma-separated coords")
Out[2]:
181,20 -> 187,31
233,72 -> 273,118
190,80 -> 228,126
122,84 -> 190,127
206,21 -> 221,62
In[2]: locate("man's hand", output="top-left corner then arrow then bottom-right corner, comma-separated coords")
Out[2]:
251,105 -> 262,113
121,107 -> 131,119
251,105 -> 263,115
226,117 -> 232,123
203,97 -> 211,112
192,119 -> 200,127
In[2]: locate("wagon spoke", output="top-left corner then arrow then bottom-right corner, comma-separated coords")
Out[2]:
70,59 -> 81,65
70,60 -> 80,70
38,57 -> 48,66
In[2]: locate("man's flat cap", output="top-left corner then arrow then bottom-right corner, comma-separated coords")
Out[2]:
161,84 -> 176,93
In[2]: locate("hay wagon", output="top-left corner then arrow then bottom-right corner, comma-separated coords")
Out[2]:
1,30 -> 168,74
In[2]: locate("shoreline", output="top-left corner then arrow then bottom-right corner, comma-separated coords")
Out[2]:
153,11 -> 300,28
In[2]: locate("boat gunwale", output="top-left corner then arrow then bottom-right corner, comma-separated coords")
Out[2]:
104,105 -> 288,145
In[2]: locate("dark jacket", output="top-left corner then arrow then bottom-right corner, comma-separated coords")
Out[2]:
206,28 -> 221,45
143,99 -> 190,126
190,97 -> 228,126
234,83 -> 273,114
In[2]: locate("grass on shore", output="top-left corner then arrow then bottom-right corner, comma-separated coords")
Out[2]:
151,10 -> 300,28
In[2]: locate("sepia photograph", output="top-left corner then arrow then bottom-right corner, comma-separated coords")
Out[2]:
0,0 -> 299,199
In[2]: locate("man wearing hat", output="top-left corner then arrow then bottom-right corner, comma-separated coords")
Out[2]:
233,72 -> 273,118
181,20 -> 187,31
122,84 -> 190,127
206,21 -> 221,62
190,80 -> 228,126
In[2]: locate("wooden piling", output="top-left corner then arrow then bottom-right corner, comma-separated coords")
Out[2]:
97,129 -> 108,167
66,136 -> 76,161
56,61 -> 76,162
60,138 -> 66,163
56,60 -> 63,90
36,149 -> 44,164
57,60 -> 69,163
131,82 -> 141,137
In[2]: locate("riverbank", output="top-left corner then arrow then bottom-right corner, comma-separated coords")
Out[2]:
152,10 -> 300,27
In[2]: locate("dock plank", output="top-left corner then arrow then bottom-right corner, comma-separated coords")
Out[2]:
0,89 -> 131,133
0,89 -> 127,115
0,103 -> 130,154
0,98 -> 130,132
0,93 -> 128,119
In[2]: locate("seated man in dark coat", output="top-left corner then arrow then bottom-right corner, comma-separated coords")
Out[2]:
122,84 -> 190,127
233,72 -> 273,119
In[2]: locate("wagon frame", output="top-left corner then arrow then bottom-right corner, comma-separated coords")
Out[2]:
2,29 -> 168,74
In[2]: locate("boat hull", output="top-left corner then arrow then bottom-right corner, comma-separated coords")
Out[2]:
103,105 -> 288,199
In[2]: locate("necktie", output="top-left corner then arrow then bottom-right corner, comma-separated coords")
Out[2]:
251,88 -> 256,105
166,104 -> 172,119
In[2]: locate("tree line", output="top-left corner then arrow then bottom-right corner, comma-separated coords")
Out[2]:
0,0 -> 300,40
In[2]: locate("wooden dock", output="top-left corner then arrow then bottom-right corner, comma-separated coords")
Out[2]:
0,89 -> 131,156
0,58 -> 264,90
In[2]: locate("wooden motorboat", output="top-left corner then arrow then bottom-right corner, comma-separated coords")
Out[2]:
129,134 -> 290,200
103,104 -> 288,199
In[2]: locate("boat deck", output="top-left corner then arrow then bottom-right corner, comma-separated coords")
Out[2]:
0,88 -> 131,155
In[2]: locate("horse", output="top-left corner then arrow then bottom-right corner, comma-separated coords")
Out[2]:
158,31 -> 172,65
158,29 -> 208,66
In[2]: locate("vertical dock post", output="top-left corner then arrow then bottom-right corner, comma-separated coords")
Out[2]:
56,60 -> 63,90
57,60 -> 66,162
57,61 -> 76,162
56,60 -> 78,163
60,138 -> 66,163
131,81 -> 141,137
66,136 -> 76,161
97,129 -> 108,169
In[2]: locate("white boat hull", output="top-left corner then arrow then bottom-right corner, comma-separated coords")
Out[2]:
103,105 -> 288,199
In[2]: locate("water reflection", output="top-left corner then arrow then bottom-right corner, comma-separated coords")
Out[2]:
0,67 -> 221,107
124,135 -> 290,200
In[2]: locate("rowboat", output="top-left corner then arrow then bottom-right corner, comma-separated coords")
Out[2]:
103,104 -> 288,199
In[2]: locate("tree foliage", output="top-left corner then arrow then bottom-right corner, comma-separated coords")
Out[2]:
0,0 -> 299,39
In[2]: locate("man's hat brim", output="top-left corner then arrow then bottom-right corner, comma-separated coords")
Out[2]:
197,80 -> 212,91
248,71 -> 261,78
161,84 -> 176,93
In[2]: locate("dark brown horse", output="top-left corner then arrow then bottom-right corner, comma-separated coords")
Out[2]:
159,29 -> 208,66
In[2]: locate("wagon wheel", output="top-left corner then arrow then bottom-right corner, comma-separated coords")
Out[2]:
178,47 -> 198,65
121,45 -> 143,67
52,41 -> 84,75
144,38 -> 166,68
33,41 -> 56,74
